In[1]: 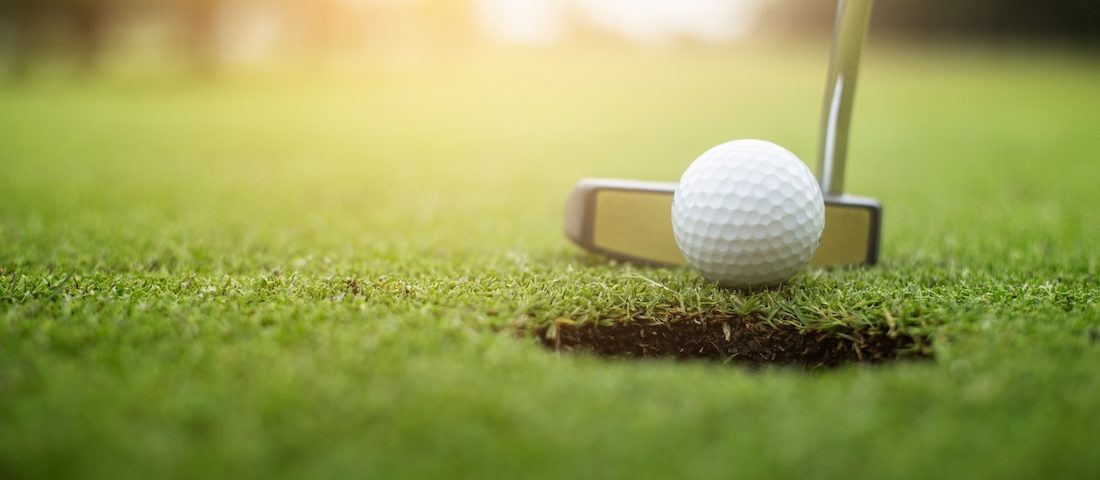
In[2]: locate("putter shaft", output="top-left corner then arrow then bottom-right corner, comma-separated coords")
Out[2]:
819,0 -> 875,196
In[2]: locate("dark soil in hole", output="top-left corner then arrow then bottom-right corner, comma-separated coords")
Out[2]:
539,316 -> 931,369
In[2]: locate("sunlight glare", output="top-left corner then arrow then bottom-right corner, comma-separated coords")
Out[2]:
478,0 -> 763,45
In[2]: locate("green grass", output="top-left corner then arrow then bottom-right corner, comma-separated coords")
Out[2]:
2,45 -> 1099,478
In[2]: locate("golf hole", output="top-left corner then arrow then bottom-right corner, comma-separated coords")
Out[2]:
537,316 -> 932,369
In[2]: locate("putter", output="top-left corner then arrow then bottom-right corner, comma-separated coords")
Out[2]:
564,0 -> 880,268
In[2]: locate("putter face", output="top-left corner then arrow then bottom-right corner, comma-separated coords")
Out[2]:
565,179 -> 880,268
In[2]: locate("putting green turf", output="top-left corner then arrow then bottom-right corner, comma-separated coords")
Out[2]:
2,45 -> 1099,478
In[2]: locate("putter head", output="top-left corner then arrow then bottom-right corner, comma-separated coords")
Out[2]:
564,178 -> 880,268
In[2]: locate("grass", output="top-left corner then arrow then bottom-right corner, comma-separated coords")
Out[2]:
2,44 -> 1100,478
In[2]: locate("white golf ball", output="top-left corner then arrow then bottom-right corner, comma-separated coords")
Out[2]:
672,139 -> 825,288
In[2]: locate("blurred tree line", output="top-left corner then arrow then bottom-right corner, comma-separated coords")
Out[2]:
0,0 -> 479,76
771,0 -> 1098,45
0,0 -> 1095,77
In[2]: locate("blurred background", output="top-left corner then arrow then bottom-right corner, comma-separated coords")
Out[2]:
0,0 -> 1096,77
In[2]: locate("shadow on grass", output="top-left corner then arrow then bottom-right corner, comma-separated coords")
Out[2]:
536,316 -> 932,370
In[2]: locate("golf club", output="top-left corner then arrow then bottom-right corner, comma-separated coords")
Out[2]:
564,0 -> 881,268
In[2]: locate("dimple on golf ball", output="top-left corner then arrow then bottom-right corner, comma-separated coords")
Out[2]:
671,139 -> 825,288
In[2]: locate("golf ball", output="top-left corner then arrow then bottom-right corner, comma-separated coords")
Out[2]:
671,139 -> 825,288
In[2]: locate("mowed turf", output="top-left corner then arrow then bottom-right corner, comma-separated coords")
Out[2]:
1,44 -> 1099,478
